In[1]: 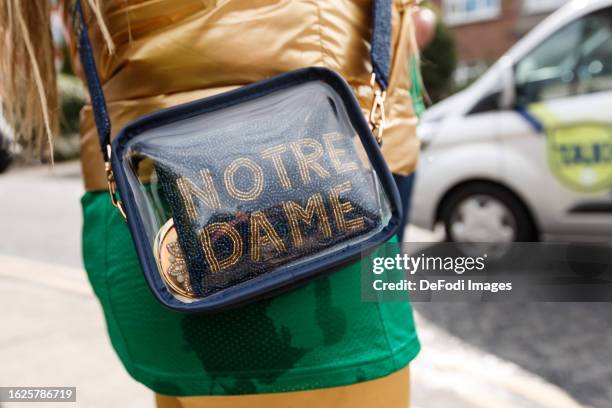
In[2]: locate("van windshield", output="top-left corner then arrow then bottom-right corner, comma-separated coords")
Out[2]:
515,7 -> 612,104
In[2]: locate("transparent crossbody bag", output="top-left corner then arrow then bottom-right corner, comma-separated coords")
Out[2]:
75,0 -> 402,313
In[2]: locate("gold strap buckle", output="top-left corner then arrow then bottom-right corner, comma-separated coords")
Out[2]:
105,145 -> 127,220
369,73 -> 387,146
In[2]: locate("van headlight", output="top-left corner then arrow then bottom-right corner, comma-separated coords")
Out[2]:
417,121 -> 440,150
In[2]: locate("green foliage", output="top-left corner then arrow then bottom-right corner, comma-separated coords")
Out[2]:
59,73 -> 86,135
421,6 -> 457,103
55,73 -> 85,161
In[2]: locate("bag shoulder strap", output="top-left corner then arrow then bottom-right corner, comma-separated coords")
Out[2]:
371,0 -> 392,90
74,0 -> 393,161
75,0 -> 112,161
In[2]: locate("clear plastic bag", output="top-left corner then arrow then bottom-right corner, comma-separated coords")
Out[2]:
113,69 -> 399,310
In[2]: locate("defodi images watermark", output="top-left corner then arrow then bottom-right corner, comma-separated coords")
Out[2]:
361,242 -> 612,302
371,252 -> 513,293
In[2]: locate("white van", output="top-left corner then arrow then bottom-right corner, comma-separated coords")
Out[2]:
411,0 -> 612,242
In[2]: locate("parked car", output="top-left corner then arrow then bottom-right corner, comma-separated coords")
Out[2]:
411,0 -> 612,243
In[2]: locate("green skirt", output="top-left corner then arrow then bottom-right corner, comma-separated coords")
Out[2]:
81,192 -> 420,396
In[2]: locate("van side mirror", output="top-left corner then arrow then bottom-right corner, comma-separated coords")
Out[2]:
498,57 -> 516,110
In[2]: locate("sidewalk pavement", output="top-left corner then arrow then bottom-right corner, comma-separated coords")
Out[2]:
0,254 -> 587,408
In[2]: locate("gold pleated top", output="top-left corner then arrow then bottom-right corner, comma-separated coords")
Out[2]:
65,0 -> 419,191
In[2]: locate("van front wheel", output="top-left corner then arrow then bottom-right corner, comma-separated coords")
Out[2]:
440,183 -> 538,242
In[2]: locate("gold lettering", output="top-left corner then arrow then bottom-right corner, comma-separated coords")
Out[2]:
323,132 -> 358,174
261,144 -> 292,190
249,211 -> 286,261
282,194 -> 332,248
199,222 -> 243,273
224,158 -> 264,201
176,169 -> 221,222
290,138 -> 330,184
329,181 -> 365,233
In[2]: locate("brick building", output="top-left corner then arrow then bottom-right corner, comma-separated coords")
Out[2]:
430,0 -> 569,84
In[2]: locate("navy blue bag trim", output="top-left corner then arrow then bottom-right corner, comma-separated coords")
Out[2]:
112,67 -> 402,312
75,0 -> 399,313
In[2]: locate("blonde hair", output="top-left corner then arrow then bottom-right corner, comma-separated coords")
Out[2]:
0,0 -> 58,159
0,0 -> 113,160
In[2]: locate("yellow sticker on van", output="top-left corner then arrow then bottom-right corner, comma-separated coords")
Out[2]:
527,103 -> 612,193
547,123 -> 612,192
